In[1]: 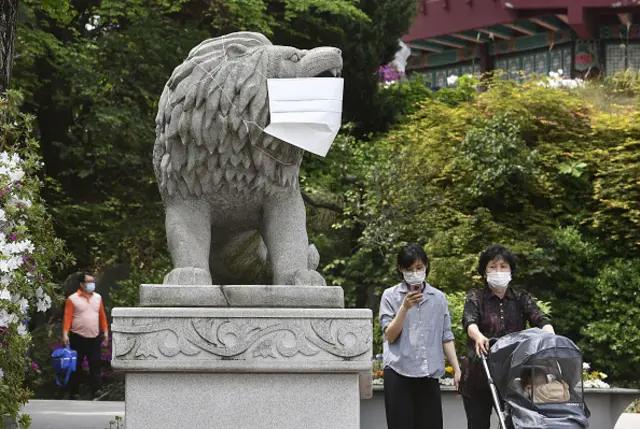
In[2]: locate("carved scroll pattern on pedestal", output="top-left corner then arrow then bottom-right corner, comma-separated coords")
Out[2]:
112,318 -> 371,361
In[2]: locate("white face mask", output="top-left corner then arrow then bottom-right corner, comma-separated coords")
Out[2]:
85,282 -> 96,293
263,78 -> 343,157
486,272 -> 511,289
403,269 -> 426,286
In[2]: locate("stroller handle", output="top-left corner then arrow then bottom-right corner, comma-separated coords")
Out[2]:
480,350 -> 509,429
477,338 -> 498,359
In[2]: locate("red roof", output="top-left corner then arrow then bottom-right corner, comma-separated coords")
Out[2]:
404,0 -> 640,42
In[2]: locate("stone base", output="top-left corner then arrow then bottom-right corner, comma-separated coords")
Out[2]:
111,303 -> 372,429
125,373 -> 360,429
139,284 -> 345,308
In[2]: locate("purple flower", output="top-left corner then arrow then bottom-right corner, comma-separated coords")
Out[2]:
15,183 -> 22,190
9,233 -> 16,241
31,362 -> 39,371
39,275 -> 44,282
378,64 -> 404,83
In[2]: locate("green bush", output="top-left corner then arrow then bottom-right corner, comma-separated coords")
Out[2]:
580,258 -> 640,384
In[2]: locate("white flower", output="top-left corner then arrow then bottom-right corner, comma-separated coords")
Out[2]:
15,297 -> 29,314
585,379 -> 610,389
0,287 -> 10,300
0,368 -> 4,380
0,255 -> 23,273
557,69 -> 564,76
583,362 -> 590,371
36,295 -> 52,313
10,169 -> 25,183
0,209 -> 5,223
372,378 -> 384,386
447,75 -> 459,86
0,309 -> 18,327
35,286 -> 44,299
439,378 -> 455,386
1,239 -> 34,255
17,323 -> 28,336
10,196 -> 33,209
0,275 -> 12,286
0,151 -> 25,184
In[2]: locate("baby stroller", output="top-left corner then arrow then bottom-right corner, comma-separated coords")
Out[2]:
481,328 -> 590,429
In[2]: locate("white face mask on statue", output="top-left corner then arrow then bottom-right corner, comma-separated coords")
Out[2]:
263,78 -> 343,157
486,272 -> 511,289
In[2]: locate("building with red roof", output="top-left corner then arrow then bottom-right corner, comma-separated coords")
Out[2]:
404,0 -> 640,87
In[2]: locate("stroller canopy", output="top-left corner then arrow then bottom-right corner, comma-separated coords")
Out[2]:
489,328 -> 583,394
488,328 -> 590,429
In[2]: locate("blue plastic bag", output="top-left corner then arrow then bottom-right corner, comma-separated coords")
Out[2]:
51,345 -> 77,387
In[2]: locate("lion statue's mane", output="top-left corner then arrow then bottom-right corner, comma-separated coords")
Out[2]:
153,32 -> 302,199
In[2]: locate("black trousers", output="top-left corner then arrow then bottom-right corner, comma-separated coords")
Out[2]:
462,393 -> 495,429
68,332 -> 102,397
383,367 -> 443,429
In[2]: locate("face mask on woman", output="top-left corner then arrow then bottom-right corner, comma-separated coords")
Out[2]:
486,272 -> 511,289
403,269 -> 426,285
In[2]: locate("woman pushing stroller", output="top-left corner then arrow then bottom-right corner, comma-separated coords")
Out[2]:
460,244 -> 556,429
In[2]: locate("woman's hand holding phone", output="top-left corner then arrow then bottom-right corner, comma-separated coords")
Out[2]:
402,286 -> 423,311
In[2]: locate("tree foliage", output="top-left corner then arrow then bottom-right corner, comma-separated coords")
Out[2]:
306,73 -> 640,384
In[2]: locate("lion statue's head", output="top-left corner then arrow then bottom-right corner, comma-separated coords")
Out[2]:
153,32 -> 343,198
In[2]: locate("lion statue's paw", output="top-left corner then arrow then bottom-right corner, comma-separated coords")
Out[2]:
291,269 -> 327,286
164,267 -> 212,285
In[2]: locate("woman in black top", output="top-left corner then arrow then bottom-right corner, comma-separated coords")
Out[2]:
459,244 -> 555,429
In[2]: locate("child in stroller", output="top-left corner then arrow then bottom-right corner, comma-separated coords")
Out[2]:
520,366 -> 570,404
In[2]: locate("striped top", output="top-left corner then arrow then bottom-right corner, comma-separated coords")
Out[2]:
379,282 -> 455,378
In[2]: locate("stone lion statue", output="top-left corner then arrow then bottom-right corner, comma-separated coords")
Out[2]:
153,32 -> 342,286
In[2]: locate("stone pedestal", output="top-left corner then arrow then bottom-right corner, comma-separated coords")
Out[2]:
111,285 -> 373,429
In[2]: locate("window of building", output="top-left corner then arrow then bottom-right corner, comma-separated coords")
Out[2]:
606,42 -> 640,75
494,45 -> 572,79
423,63 -> 482,89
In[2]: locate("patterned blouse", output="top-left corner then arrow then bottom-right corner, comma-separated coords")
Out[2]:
459,286 -> 551,398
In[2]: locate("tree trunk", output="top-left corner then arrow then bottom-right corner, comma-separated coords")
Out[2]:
0,0 -> 19,93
